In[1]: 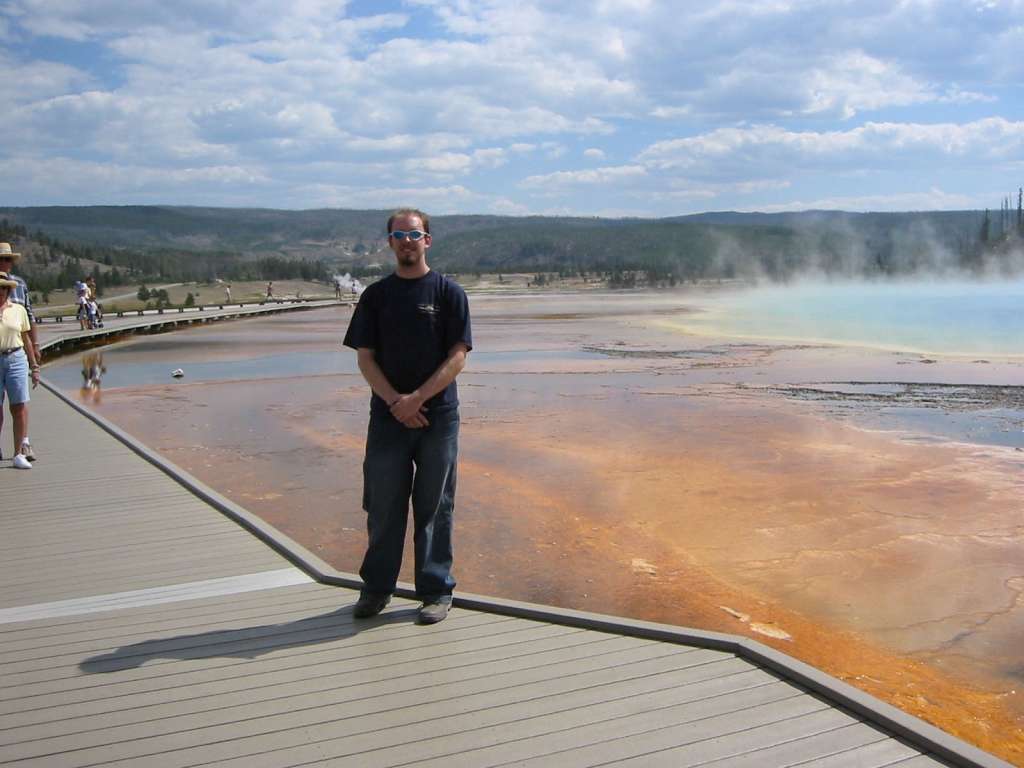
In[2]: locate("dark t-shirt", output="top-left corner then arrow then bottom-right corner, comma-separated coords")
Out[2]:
343,271 -> 472,415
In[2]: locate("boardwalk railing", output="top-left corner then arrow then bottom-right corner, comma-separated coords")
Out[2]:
35,297 -> 340,324
36,299 -> 350,360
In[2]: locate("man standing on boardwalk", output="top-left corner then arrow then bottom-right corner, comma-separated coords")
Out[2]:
342,209 -> 472,624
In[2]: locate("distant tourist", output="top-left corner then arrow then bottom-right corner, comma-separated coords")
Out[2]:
343,208 -> 472,624
266,281 -> 273,300
0,271 -> 39,469
85,276 -> 102,327
75,282 -> 89,330
335,279 -> 342,300
74,281 -> 99,330
0,243 -> 39,463
224,284 -> 231,303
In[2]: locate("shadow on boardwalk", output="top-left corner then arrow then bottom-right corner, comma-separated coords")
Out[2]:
79,603 -> 418,673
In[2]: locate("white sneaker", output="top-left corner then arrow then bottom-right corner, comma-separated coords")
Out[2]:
12,454 -> 32,470
20,440 -> 35,462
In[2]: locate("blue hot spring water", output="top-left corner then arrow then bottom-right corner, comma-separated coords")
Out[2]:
688,279 -> 1024,357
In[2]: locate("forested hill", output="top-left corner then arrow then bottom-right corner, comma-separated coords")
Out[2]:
0,206 -> 392,254
1,204 -> 1018,287
430,210 -> 1002,281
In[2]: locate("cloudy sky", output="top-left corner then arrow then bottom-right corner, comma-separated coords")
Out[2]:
2,0 -> 1022,216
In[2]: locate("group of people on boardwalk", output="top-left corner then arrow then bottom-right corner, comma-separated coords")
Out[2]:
75,277 -> 103,330
0,243 -> 39,469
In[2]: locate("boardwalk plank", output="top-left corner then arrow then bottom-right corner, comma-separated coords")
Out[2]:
21,659 -> 787,768
492,700 -> 846,768
0,521 -> 253,560
0,607 -> 510,685
1,518 -> 241,550
0,554 -> 295,607
0,612 -> 545,700
0,622 -> 586,726
0,631 -> 637,735
0,543 -> 288,589
0,582 -> 337,642
0,584 -> 345,651
687,721 -> 888,767
597,709 -> 863,768
796,736 -> 937,767
890,756 -> 958,767
350,681 -> 815,768
4,611 -> 571,681
0,640 -> 701,758
9,500 -> 201,523
0,531 -> 263,572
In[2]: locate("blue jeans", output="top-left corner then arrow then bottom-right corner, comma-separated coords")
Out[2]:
359,408 -> 459,600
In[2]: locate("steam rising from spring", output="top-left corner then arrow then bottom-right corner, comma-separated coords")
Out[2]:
705,215 -> 1024,284
334,273 -> 365,295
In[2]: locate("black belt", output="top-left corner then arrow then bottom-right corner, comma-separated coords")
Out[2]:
0,348 -> 22,355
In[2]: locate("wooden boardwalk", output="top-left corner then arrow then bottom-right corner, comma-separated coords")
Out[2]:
0,332 -> 1012,766
35,299 -> 343,358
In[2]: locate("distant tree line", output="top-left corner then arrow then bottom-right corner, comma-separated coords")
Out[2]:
4,197 -> 1023,294
0,219 -> 331,296
978,187 -> 1023,246
426,200 -> 1024,284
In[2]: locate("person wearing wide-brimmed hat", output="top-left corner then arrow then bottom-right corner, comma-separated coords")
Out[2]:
0,243 -> 39,462
0,271 -> 39,469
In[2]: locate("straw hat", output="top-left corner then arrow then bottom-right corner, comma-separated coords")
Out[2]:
0,243 -> 20,262
0,271 -> 18,288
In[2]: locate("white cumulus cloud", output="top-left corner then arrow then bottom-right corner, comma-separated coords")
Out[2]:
520,165 -> 646,189
2,0 -> 1021,213
638,118 -> 1024,178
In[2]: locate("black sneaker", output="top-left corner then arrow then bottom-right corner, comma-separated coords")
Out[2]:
353,593 -> 390,618
417,598 -> 452,625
